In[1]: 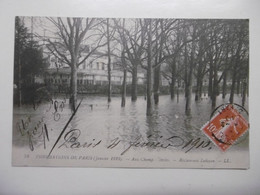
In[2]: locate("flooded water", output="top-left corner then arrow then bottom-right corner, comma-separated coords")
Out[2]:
13,94 -> 249,153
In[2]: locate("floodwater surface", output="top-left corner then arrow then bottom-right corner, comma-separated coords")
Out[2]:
13,94 -> 249,153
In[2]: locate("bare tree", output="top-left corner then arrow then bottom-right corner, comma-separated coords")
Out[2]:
146,19 -> 154,116
105,18 -> 113,103
185,23 -> 197,115
162,19 -> 186,100
46,17 -> 105,111
229,20 -> 249,104
113,18 -> 128,107
119,19 -> 128,107
120,19 -> 147,101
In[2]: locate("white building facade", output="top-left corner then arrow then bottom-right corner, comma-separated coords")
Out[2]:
43,49 -> 145,93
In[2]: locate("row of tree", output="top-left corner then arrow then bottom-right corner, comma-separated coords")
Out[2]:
113,19 -> 249,115
15,17 -> 249,116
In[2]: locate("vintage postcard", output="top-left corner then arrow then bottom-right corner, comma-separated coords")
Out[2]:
12,16 -> 249,168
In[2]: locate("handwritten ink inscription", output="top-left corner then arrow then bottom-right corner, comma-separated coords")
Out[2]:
46,99 -> 66,121
16,116 -> 50,151
15,97 -> 213,156
15,97 -> 67,151
54,128 -> 212,155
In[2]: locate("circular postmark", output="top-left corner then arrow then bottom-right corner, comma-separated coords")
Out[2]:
202,103 -> 249,151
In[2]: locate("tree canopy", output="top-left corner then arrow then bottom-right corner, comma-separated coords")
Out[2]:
14,16 -> 47,105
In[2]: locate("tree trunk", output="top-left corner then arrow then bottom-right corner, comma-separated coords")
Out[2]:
177,79 -> 180,103
121,69 -> 127,107
121,19 -> 127,107
131,65 -> 138,101
153,65 -> 160,104
146,19 -> 154,116
121,48 -> 127,107
211,62 -> 218,109
222,71 -> 227,99
16,25 -> 22,106
199,79 -> 203,99
195,75 -> 201,101
230,28 -> 243,104
70,64 -> 77,111
184,60 -> 188,98
195,59 -> 203,101
176,86 -> 179,103
107,18 -> 112,103
185,67 -> 193,115
242,79 -> 247,107
170,60 -> 176,100
185,28 -> 193,115
185,51 -> 194,115
208,61 -> 213,98
18,53 -> 22,106
153,19 -> 164,105
236,76 -> 240,95
229,69 -> 236,104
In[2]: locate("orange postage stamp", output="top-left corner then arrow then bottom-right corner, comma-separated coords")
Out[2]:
202,104 -> 249,151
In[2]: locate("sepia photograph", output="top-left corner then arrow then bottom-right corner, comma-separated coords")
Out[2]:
12,16 -> 249,168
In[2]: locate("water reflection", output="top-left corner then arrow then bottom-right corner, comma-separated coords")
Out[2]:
13,94 -> 249,151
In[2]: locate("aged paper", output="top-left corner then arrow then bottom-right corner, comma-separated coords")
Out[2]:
12,16 -> 249,168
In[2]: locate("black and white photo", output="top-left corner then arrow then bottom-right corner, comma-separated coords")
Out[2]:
12,16 -> 249,168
